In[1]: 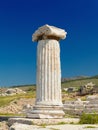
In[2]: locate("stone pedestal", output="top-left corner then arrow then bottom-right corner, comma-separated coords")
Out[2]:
27,25 -> 67,118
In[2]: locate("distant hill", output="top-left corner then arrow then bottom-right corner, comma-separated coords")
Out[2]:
11,84 -> 36,88
61,75 -> 98,88
91,75 -> 98,79
61,76 -> 89,82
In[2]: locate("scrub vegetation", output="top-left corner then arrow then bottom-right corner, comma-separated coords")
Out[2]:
79,113 -> 98,124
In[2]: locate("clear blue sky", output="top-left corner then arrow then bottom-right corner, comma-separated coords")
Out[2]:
0,0 -> 98,87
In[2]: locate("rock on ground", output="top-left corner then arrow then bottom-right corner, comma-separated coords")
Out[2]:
0,88 -> 26,96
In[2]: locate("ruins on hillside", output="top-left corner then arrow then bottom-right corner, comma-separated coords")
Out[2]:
27,24 -> 67,118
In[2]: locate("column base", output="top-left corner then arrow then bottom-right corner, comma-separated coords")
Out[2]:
27,105 -> 65,119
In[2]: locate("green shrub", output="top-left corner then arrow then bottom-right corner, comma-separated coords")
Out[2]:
0,113 -> 25,117
79,113 -> 98,124
57,122 -> 66,125
85,126 -> 96,128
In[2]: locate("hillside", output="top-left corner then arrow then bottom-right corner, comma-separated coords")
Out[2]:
61,75 -> 98,88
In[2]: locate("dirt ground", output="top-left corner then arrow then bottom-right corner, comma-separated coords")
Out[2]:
0,98 -> 35,114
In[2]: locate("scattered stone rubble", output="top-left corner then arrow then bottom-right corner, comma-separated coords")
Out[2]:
64,95 -> 98,115
78,82 -> 95,95
0,98 -> 35,114
8,118 -> 79,126
0,88 -> 26,96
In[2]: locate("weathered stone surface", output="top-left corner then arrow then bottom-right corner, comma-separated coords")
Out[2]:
27,105 -> 65,119
27,25 -> 67,118
9,123 -> 39,130
64,95 -> 98,115
86,95 -> 98,101
9,123 -> 98,130
8,118 -> 79,127
32,24 -> 67,41
36,40 -> 62,106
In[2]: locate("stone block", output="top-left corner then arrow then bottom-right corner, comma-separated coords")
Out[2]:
27,105 -> 65,119
8,118 -> 79,127
86,95 -> 98,101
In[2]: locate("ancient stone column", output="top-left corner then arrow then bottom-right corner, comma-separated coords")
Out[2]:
27,24 -> 67,118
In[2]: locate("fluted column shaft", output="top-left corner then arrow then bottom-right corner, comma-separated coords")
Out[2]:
36,39 -> 62,105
